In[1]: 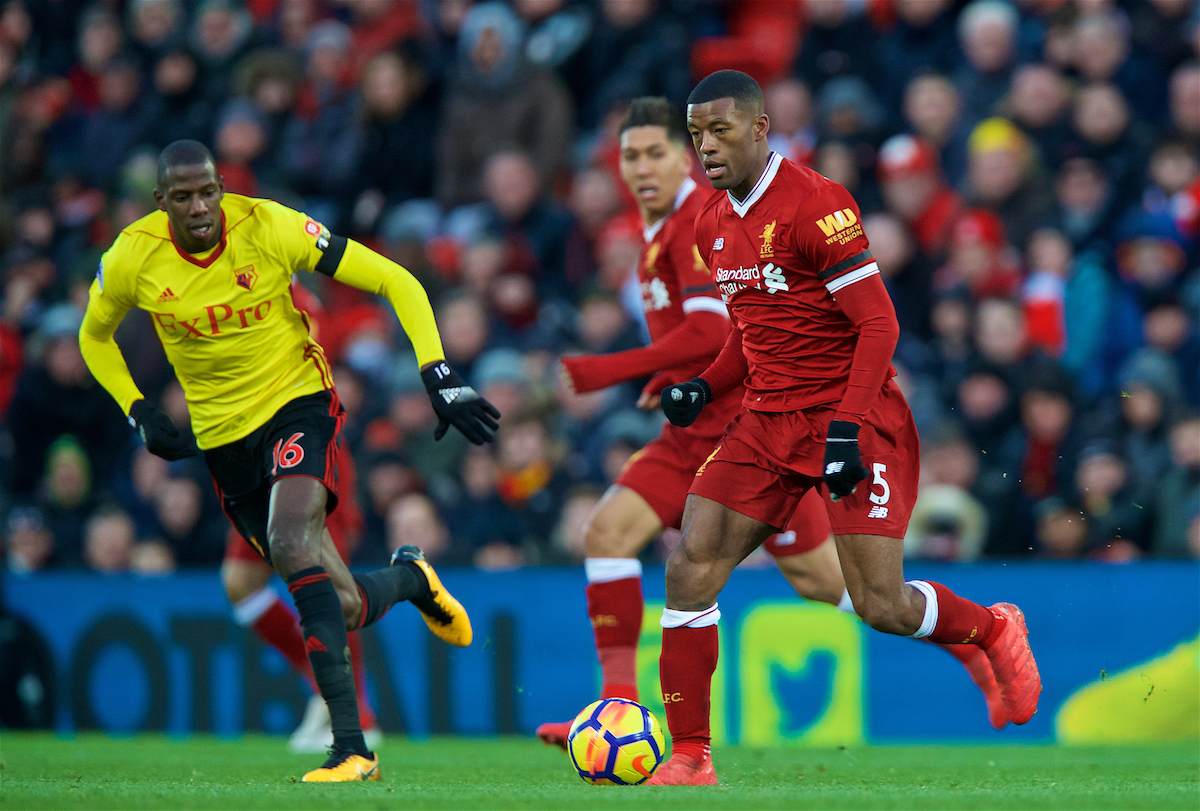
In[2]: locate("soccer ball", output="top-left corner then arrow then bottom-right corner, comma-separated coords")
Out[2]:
567,698 -> 665,785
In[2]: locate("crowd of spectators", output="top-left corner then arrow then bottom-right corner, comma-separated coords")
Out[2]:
0,0 -> 1197,576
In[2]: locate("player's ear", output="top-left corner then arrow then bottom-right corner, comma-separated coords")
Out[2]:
755,113 -> 770,142
217,175 -> 226,195
153,189 -> 166,212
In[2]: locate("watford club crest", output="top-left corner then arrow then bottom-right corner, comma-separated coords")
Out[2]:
234,265 -> 258,291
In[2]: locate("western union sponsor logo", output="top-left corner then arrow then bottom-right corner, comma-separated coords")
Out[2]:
815,208 -> 858,237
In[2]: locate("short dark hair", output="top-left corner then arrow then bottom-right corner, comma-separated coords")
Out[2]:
156,139 -> 216,190
687,69 -> 765,115
619,97 -> 689,145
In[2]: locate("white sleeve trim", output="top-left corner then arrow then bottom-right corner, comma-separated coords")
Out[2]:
682,296 -> 729,317
824,262 -> 880,294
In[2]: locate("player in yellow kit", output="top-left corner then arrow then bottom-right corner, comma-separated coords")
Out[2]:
79,140 -> 500,782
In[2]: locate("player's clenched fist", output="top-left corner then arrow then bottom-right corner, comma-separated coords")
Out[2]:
823,420 -> 868,500
421,361 -> 501,445
128,399 -> 196,460
660,378 -> 713,427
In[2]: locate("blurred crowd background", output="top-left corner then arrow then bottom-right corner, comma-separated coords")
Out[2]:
0,0 -> 1197,577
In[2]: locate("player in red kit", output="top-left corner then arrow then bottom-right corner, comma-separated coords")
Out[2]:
534,97 -> 853,750
649,71 -> 1041,786
536,98 -> 1007,751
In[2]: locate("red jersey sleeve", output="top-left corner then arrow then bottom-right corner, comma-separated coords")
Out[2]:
794,182 -> 898,423
561,311 -> 729,393
792,182 -> 876,290
668,227 -> 724,317
699,309 -> 749,398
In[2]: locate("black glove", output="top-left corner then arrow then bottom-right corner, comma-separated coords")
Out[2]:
421,361 -> 501,445
823,420 -> 868,501
660,378 -> 713,427
128,399 -> 195,461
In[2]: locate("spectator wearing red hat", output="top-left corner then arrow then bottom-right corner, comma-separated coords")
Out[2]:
878,133 -> 962,260
934,208 -> 1021,299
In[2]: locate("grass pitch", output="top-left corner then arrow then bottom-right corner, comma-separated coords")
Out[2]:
0,733 -> 1196,810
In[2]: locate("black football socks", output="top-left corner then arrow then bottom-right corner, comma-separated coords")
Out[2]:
352,563 -> 430,628
287,567 -> 367,756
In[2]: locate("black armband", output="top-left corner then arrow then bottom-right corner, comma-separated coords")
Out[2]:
315,234 -> 349,277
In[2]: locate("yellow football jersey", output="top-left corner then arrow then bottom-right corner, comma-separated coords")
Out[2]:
84,194 -> 338,449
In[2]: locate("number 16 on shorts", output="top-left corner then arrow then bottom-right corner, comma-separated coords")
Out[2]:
272,432 -> 305,475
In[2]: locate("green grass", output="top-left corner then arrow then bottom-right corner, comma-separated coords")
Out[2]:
0,733 -> 1196,810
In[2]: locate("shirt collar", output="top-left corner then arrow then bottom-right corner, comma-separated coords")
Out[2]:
727,152 -> 782,219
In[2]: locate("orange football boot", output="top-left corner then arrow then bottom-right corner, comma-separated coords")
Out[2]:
535,721 -> 572,750
301,748 -> 380,782
982,603 -> 1041,725
644,750 -> 718,786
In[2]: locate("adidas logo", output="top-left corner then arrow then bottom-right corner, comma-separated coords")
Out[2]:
825,461 -> 845,475
304,635 -> 327,654
157,287 -> 179,302
440,387 -> 462,404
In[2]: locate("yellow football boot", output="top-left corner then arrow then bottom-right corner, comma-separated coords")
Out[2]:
301,749 -> 380,782
391,544 -> 473,647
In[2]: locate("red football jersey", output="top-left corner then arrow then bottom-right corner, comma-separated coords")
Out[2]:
695,152 -> 892,412
638,178 -> 727,377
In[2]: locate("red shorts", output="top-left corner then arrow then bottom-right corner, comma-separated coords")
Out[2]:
688,380 -> 918,539
616,396 -> 831,555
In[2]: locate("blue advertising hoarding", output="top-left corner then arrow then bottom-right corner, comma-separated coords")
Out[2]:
6,561 -> 1198,743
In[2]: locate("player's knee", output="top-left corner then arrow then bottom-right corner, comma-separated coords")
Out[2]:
664,544 -> 721,608
267,534 -> 316,577
336,582 -> 362,630
855,593 -> 909,635
583,511 -> 635,558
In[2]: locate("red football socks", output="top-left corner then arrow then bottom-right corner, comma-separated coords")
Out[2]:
921,581 -> 1005,647
659,624 -> 718,760
347,631 -> 377,730
586,577 -> 643,700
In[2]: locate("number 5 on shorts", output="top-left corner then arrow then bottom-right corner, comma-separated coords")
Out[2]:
870,462 -> 890,506
272,432 -> 305,475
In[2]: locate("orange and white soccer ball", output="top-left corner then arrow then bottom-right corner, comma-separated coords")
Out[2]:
567,698 -> 665,785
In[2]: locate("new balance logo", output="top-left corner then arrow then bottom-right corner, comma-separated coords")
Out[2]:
157,287 -> 179,302
712,237 -> 724,250
304,635 -> 327,653
591,615 -> 618,628
825,461 -> 845,475
762,263 -> 789,294
868,506 -> 889,519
